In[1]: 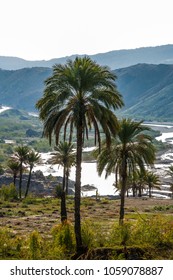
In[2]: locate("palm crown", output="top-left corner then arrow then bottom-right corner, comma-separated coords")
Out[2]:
36,56 -> 123,146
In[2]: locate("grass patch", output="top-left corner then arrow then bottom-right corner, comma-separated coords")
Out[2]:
0,197 -> 173,260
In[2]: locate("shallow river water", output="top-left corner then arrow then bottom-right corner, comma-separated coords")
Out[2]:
33,122 -> 173,197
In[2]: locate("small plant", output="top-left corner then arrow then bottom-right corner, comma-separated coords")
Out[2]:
54,184 -> 63,198
0,183 -> 18,201
0,164 -> 4,175
81,220 -> 95,248
51,221 -> 75,254
29,230 -> 42,260
108,222 -> 132,247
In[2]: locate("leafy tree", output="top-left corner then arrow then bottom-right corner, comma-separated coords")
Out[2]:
49,141 -> 75,222
36,56 -> 123,253
24,150 -> 41,198
94,118 -> 155,224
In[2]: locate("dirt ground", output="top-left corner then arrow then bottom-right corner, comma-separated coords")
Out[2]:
1,197 -> 173,238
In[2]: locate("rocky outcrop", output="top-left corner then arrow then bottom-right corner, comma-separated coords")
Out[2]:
0,170 -> 75,197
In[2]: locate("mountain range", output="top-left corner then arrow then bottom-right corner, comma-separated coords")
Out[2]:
0,45 -> 173,121
1,44 -> 173,70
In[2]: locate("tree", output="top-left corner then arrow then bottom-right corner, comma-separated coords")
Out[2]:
95,118 -> 156,224
167,166 -> 173,199
7,160 -> 20,186
144,170 -> 160,198
49,141 -> 75,222
12,145 -> 30,199
36,56 -> 123,254
25,150 -> 41,198
170,184 -> 173,199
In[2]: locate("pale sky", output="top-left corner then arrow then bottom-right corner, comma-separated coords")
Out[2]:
0,0 -> 173,60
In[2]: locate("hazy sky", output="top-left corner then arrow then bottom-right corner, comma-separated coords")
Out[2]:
0,0 -> 173,60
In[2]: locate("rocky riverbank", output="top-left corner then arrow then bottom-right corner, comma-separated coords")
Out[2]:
0,169 -> 98,197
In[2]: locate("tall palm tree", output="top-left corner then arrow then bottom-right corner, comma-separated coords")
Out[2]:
7,160 -> 20,186
144,170 -> 160,198
95,118 -> 156,224
12,145 -> 30,199
36,56 -> 123,253
24,150 -> 41,198
49,141 -> 75,222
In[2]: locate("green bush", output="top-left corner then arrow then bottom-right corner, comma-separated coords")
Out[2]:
0,164 -> 4,175
29,231 -> 42,260
0,183 -> 18,201
108,222 -> 132,246
51,221 -> 75,255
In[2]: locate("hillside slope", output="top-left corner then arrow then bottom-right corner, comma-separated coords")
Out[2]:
115,64 -> 173,120
0,44 -> 173,70
0,63 -> 173,121
0,67 -> 51,111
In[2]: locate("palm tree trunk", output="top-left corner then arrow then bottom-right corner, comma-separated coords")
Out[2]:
132,184 -> 136,197
65,169 -> 69,195
119,156 -> 127,225
75,125 -> 83,253
13,174 -> 17,187
138,185 -> 142,197
149,183 -> 152,198
25,167 -> 32,198
19,163 -> 23,199
61,167 -> 67,222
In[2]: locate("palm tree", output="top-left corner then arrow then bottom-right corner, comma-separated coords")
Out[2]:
95,118 -> 156,224
169,184 -> 173,199
167,166 -> 173,199
144,170 -> 160,198
12,145 -> 30,199
7,160 -> 20,186
36,56 -> 123,253
49,141 -> 75,222
25,150 -> 41,198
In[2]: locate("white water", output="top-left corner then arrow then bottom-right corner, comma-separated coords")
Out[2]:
33,154 -> 115,196
156,132 -> 173,143
33,122 -> 173,197
0,106 -> 11,113
0,104 -> 171,196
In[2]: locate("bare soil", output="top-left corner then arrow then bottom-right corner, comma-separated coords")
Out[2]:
1,197 -> 173,237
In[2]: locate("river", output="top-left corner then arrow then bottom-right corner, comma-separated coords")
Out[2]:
32,122 -> 173,197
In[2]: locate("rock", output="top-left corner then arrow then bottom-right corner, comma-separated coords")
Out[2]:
81,184 -> 97,191
0,173 -> 75,197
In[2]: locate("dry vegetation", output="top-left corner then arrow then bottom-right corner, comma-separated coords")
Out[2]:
1,197 -> 173,237
1,196 -> 173,260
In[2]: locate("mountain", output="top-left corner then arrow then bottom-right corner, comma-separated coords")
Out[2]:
115,64 -> 173,121
0,67 -> 51,111
0,63 -> 173,121
1,44 -> 173,70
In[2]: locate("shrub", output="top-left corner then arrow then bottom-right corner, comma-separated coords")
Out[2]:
108,222 -> 132,246
0,164 -> 4,175
0,228 -> 24,259
0,183 -> 18,201
51,221 -> 75,254
29,231 -> 42,260
54,184 -> 63,198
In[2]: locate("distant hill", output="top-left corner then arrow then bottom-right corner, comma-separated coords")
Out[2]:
0,63 -> 173,121
115,64 -> 173,121
0,67 -> 51,111
1,44 -> 173,70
